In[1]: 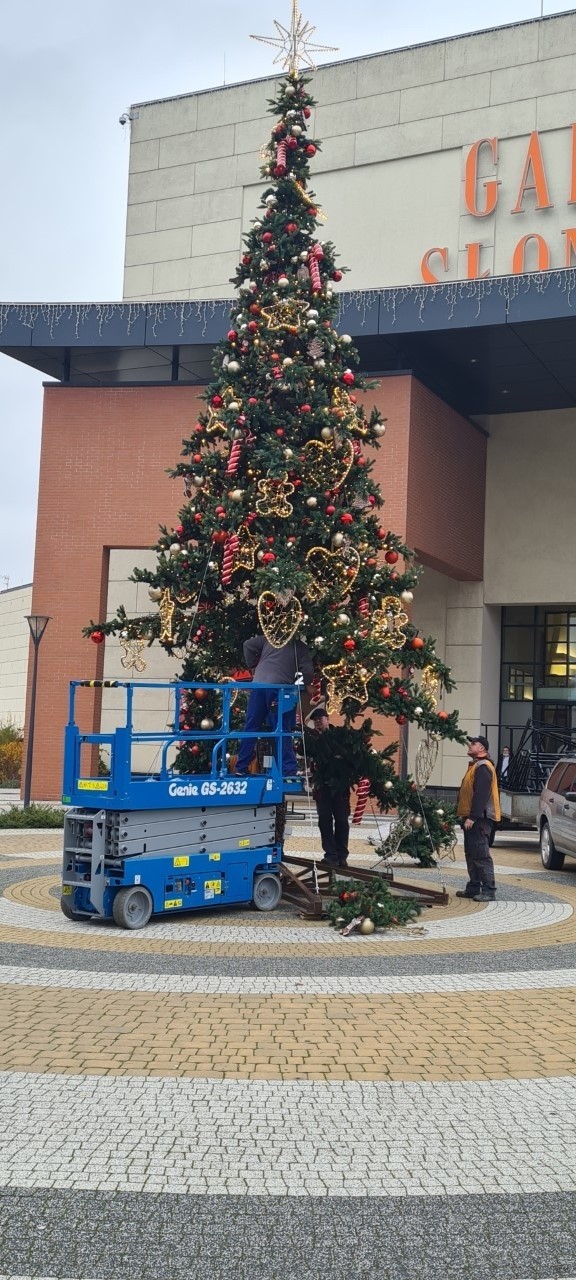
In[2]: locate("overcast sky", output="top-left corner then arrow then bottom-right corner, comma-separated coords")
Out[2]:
1,0 -> 573,586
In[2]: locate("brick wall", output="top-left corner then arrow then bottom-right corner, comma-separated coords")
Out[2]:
25,385 -> 205,800
26,375 -> 484,798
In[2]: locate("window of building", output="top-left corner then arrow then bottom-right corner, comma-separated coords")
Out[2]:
544,612 -> 576,687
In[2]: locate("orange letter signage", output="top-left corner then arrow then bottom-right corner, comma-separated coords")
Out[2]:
464,138 -> 500,218
512,133 -> 553,213
570,124 -> 576,204
562,228 -> 576,265
420,246 -> 448,284
512,234 -> 550,274
465,243 -> 490,280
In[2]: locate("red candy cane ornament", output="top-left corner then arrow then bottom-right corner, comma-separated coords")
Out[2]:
352,776 -> 371,825
275,141 -> 287,175
308,243 -> 324,292
221,533 -> 239,586
225,439 -> 242,476
358,597 -> 370,618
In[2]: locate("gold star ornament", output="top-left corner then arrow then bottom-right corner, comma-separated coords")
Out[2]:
251,1 -> 338,74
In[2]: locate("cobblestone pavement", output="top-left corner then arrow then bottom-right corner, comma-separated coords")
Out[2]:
0,825 -> 575,1279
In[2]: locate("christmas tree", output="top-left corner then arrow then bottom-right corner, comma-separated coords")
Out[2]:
86,62 -> 465,852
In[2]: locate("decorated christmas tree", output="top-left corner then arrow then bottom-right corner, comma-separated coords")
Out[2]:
86,21 -> 465,859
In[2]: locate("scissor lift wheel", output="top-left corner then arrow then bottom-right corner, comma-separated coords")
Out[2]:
253,873 -> 282,911
112,885 -> 153,930
60,897 -> 86,923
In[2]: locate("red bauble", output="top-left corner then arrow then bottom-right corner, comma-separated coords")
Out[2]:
175,525 -> 184,536
91,630 -> 104,644
325,505 -> 335,515
309,207 -> 317,216
366,557 -> 377,567
270,352 -> 280,362
248,396 -> 258,405
194,689 -> 207,701
266,537 -> 275,545
380,686 -> 391,698
303,107 -> 311,118
341,513 -> 353,525
276,428 -> 284,437
332,270 -> 343,281
411,637 -> 425,650
242,255 -> 251,265
227,329 -> 237,341
438,711 -> 449,721
262,231 -> 273,243
211,531 -> 227,544
376,529 -> 386,541
274,164 -> 287,177
272,368 -> 282,379
193,454 -> 202,464
396,714 -> 407,725
343,638 -> 356,651
215,506 -> 226,516
287,136 -> 298,150
385,550 -> 399,564
285,222 -> 298,233
194,513 -> 203,523
306,144 -> 316,156
212,395 -> 223,408
248,321 -> 258,333
190,744 -> 200,755
300,404 -> 311,414
262,552 -> 276,564
341,371 -> 355,386
368,495 -> 376,506
249,304 -> 261,315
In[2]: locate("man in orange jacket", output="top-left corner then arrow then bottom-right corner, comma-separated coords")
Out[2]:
455,735 -> 501,902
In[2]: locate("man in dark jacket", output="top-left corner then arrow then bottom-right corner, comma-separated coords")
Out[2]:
307,708 -> 350,867
235,634 -> 314,778
455,735 -> 501,902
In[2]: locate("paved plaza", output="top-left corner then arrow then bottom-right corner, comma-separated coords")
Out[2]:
0,818 -> 575,1279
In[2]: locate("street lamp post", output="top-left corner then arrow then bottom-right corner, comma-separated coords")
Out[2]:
23,615 -> 50,809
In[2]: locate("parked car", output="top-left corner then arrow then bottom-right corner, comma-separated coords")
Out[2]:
538,757 -> 576,869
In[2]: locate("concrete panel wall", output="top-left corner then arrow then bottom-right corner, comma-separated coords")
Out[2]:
124,12 -> 576,298
483,408 -> 576,605
0,585 -> 32,728
409,571 -> 496,789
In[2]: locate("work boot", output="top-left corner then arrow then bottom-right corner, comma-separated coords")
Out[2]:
455,889 -> 476,899
473,891 -> 496,902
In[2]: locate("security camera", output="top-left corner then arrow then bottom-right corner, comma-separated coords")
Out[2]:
119,113 -> 129,126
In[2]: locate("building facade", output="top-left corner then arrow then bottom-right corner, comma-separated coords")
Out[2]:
0,584 -> 32,729
4,12 -> 576,797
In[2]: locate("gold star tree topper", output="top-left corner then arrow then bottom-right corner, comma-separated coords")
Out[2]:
251,1 -> 338,74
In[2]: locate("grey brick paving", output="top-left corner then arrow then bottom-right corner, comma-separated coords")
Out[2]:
0,1189 -> 575,1279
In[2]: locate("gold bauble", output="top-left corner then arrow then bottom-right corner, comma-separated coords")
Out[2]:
359,918 -> 375,935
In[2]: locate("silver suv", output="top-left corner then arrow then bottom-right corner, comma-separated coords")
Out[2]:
538,757 -> 576,870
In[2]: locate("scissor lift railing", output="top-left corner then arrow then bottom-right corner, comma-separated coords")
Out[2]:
62,678 -> 305,811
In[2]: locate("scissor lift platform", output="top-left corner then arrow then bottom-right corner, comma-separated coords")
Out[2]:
60,678 -> 303,928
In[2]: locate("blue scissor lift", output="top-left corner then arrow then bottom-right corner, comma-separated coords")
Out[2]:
60,679 -> 304,929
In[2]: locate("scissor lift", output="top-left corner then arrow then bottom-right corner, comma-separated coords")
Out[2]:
60,678 -> 303,929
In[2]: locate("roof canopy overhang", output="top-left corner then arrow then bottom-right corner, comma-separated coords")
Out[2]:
2,269 -> 576,417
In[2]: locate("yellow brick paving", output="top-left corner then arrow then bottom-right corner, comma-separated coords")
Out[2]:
1,830 -> 576,1090
1,983 -> 575,1082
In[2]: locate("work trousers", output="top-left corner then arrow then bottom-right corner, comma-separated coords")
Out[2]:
315,788 -> 350,865
235,687 -> 297,776
463,818 -> 496,896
